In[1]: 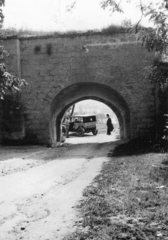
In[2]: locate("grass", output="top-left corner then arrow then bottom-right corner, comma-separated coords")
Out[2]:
64,141 -> 168,240
101,24 -> 127,34
0,24 -> 129,39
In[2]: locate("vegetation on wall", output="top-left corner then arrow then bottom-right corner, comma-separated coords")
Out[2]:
137,0 -> 168,141
69,0 -> 168,144
147,60 -> 168,92
146,59 -> 168,141
0,0 -> 28,143
68,0 -> 168,87
0,0 -> 27,100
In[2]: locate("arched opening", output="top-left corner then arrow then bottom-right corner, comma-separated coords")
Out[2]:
50,83 -> 130,145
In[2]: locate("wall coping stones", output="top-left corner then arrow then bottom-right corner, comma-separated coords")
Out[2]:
0,29 -> 134,41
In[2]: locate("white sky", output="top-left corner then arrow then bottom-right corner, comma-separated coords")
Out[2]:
2,0 -> 153,32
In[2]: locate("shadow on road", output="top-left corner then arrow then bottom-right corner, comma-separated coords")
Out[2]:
110,137 -> 162,157
0,139 -> 124,163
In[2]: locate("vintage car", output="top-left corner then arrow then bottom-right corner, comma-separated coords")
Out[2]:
68,114 -> 98,136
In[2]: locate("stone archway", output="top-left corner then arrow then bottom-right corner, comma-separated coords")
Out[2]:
50,82 -> 130,145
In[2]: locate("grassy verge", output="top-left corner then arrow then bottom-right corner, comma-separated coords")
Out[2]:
64,142 -> 168,240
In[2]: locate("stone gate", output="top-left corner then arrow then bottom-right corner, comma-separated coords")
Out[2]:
0,31 -> 156,145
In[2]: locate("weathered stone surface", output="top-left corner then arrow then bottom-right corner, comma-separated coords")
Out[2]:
0,32 -> 156,145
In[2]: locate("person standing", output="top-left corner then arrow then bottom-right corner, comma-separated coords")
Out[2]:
106,114 -> 114,135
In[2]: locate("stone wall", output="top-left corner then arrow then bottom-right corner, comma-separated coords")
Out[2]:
0,32 -> 155,145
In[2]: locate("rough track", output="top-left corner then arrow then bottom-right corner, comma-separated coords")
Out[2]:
0,136 -> 120,240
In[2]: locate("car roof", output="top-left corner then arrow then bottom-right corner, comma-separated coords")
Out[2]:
70,114 -> 96,117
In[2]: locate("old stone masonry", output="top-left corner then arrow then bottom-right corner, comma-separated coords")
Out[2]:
0,31 -> 155,145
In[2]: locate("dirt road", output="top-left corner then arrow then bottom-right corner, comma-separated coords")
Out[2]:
0,134 -> 120,240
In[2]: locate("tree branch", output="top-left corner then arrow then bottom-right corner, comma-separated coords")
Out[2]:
132,0 -> 144,33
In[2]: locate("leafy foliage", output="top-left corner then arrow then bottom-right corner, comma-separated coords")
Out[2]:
101,24 -> 126,34
0,63 -> 27,99
99,0 -> 168,54
67,0 -> 168,142
68,0 -> 168,54
140,2 -> 168,54
0,0 -> 27,100
100,0 -> 125,13
100,0 -> 168,94
0,0 -> 4,28
68,0 -> 168,89
138,27 -> 167,53
147,60 -> 168,91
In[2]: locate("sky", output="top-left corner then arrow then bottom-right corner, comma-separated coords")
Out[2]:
74,100 -> 118,123
2,0 -> 153,32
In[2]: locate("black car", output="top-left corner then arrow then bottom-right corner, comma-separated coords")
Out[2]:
68,114 -> 98,136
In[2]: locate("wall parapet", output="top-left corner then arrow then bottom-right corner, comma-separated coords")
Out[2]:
0,30 -> 136,42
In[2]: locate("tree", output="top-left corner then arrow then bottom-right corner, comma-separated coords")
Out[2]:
68,0 -> 168,92
0,0 -> 27,99
101,0 -> 168,141
68,0 -> 168,58
68,0 -> 168,143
